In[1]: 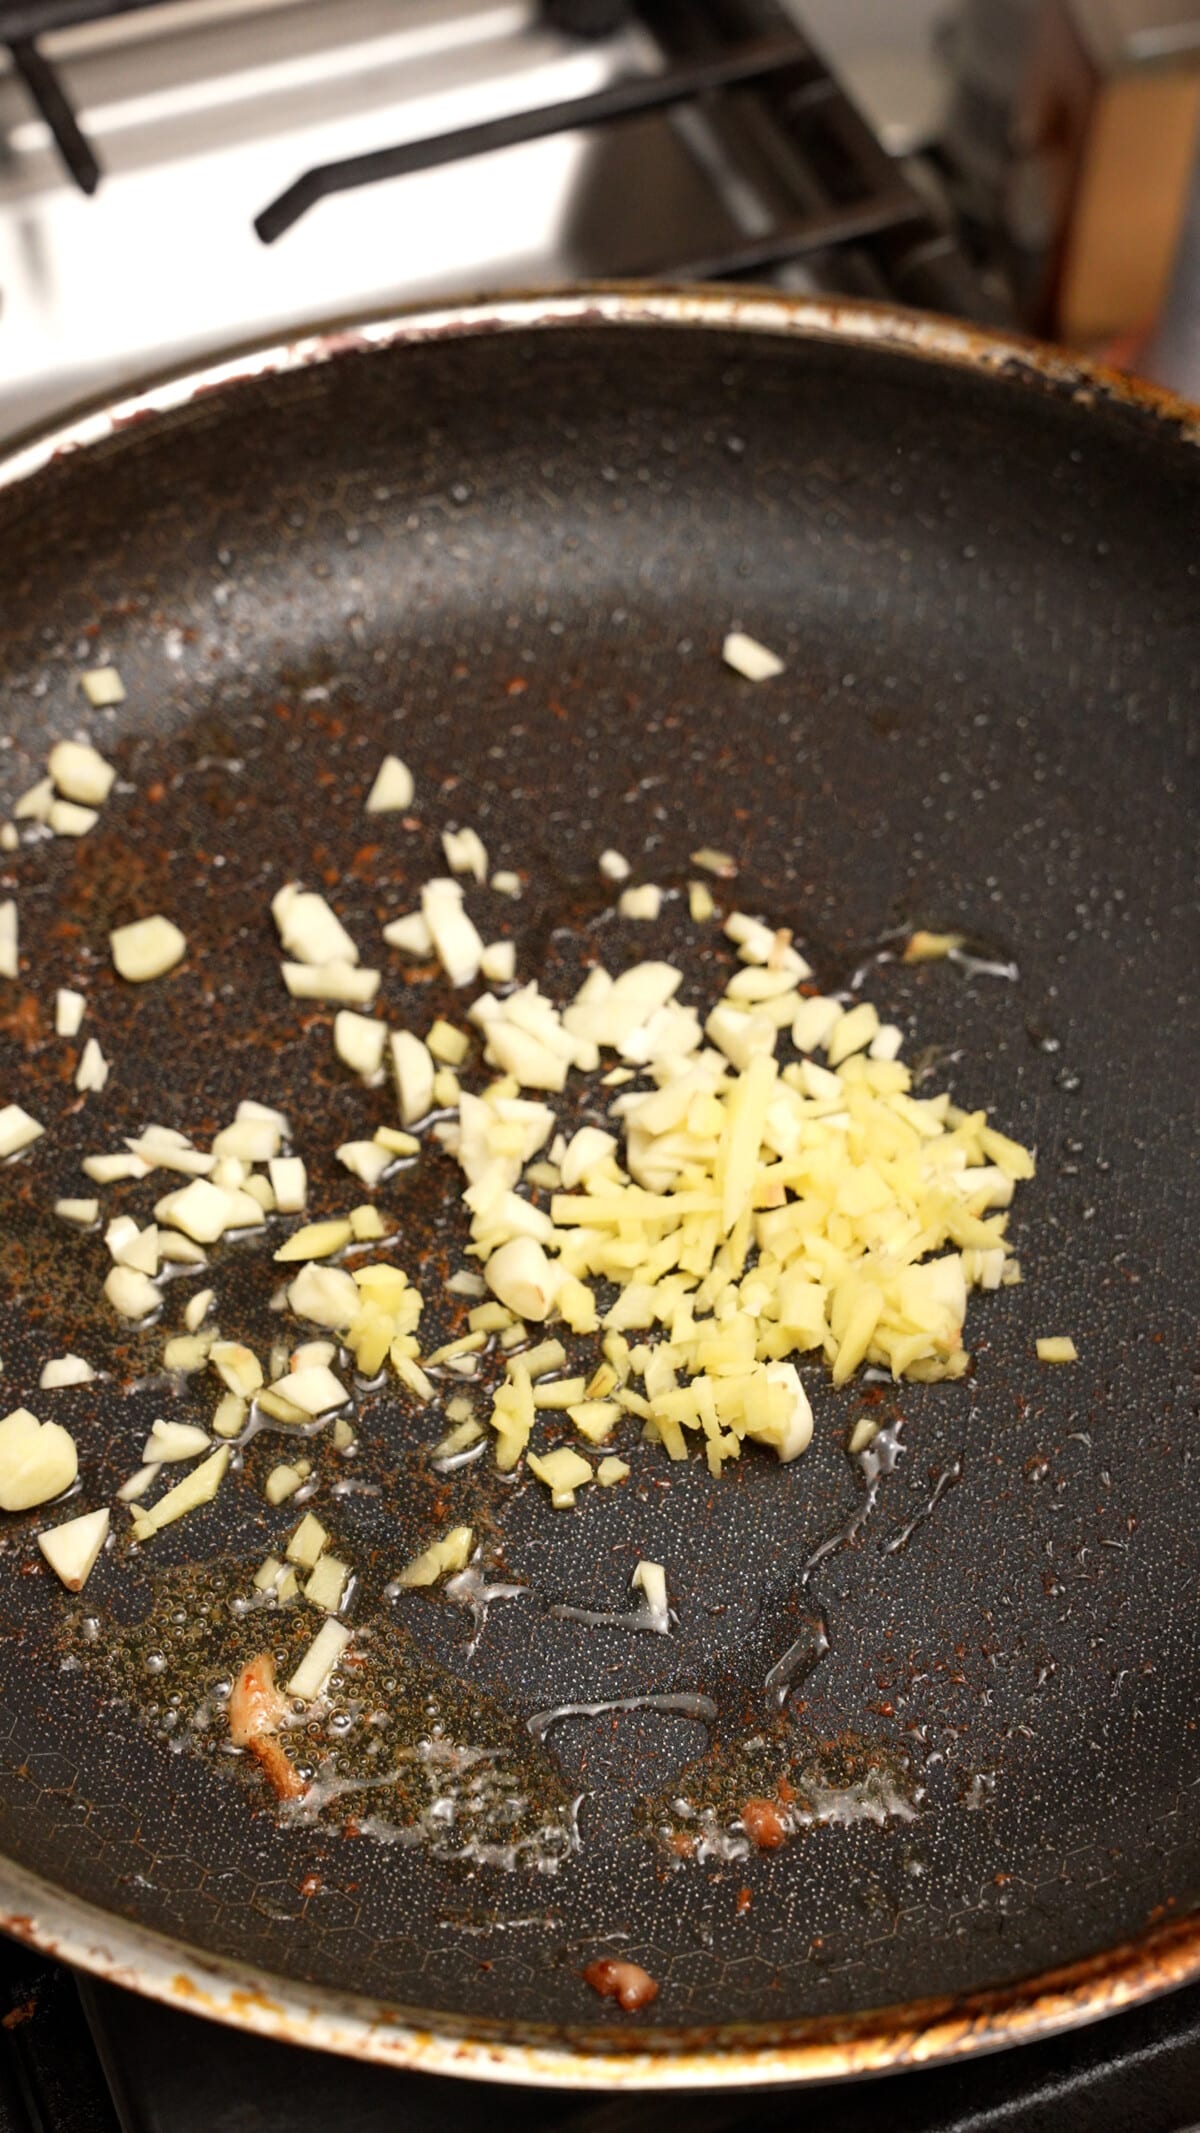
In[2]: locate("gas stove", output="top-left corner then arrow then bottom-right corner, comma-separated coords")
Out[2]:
0,0 -> 1004,439
0,4 -> 1197,2128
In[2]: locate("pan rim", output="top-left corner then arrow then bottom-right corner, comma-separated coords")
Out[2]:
0,282 -> 1196,500
2,1851 -> 1199,2090
1,283 -> 1198,2087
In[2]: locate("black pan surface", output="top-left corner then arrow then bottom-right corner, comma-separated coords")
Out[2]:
0,294 -> 1196,2080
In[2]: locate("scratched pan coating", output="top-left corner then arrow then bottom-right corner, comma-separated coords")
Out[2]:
0,293 -> 1197,2081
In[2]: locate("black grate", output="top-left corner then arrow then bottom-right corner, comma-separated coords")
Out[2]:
0,0 -> 1007,322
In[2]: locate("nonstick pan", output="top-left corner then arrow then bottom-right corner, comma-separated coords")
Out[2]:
0,290 -> 1196,2091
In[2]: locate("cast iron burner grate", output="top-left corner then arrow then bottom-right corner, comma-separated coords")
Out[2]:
0,0 -> 1005,320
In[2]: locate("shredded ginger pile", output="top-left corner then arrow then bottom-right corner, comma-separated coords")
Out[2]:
421,919 -> 1034,1488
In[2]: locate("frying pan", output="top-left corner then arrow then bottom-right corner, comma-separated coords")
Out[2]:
0,289 -> 1196,2092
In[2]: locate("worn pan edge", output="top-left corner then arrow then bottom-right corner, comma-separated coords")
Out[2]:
2,284 -> 1199,2087
0,283 -> 1196,500
1,1853 -> 1198,2090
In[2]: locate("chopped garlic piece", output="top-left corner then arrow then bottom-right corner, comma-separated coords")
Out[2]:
55,987 -> 85,1036
441,826 -> 487,882
83,1151 -> 147,1183
760,1363 -> 814,1462
396,1524 -> 474,1587
158,1233 -> 207,1265
155,1178 -> 263,1242
433,1417 -> 482,1457
74,1036 -> 109,1094
47,798 -> 99,838
258,1386 -> 305,1423
0,825 -> 14,852
38,1355 -> 94,1389
632,1559 -> 669,1628
269,1364 -> 346,1417
125,1125 -> 213,1177
0,901 -> 15,981
132,1446 -> 229,1538
392,1349 -> 434,1401
292,1340 -> 335,1370
105,1216 -> 157,1271
374,1127 -> 419,1161
272,882 -> 359,966
723,630 -> 784,681
382,911 -> 432,956
422,877 -> 484,987
211,1393 -> 247,1439
690,847 -> 737,878
15,777 -> 53,822
391,1029 -> 434,1125
110,915 -> 186,983
870,1024 -> 904,1061
143,1419 -> 211,1463
689,881 -> 715,923
567,1400 -> 622,1444
287,1264 -> 360,1330
287,1619 -> 352,1701
334,1009 -> 386,1078
480,939 -> 515,984
213,1117 -> 280,1163
48,739 -> 116,806
162,1332 -> 211,1372
823,1001 -> 875,1066
486,1236 -> 558,1321
275,1218 -> 354,1264
0,1409 -> 77,1509
427,1018 -> 469,1066
599,849 -> 631,882
337,1140 -> 391,1187
1037,1336 -> 1078,1364
240,1098 -> 290,1132
560,1127 -> 618,1189
596,1456 -> 630,1486
305,1553 -> 349,1613
118,1462 -> 162,1502
38,1507 -> 109,1591
727,966 -> 797,1003
265,1463 -> 305,1505
904,930 -> 965,963
210,1342 -> 263,1397
527,1446 -> 593,1506
103,1265 -> 160,1320
269,1156 -> 307,1212
286,1512 -> 328,1569
80,665 -> 125,706
55,1197 -> 98,1226
619,884 -> 662,921
491,870 -> 521,898
282,959 -> 379,1004
184,1288 -> 214,1333
0,1105 -> 43,1158
365,754 -> 414,813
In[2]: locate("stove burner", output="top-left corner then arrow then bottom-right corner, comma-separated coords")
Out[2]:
0,0 -> 1005,325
